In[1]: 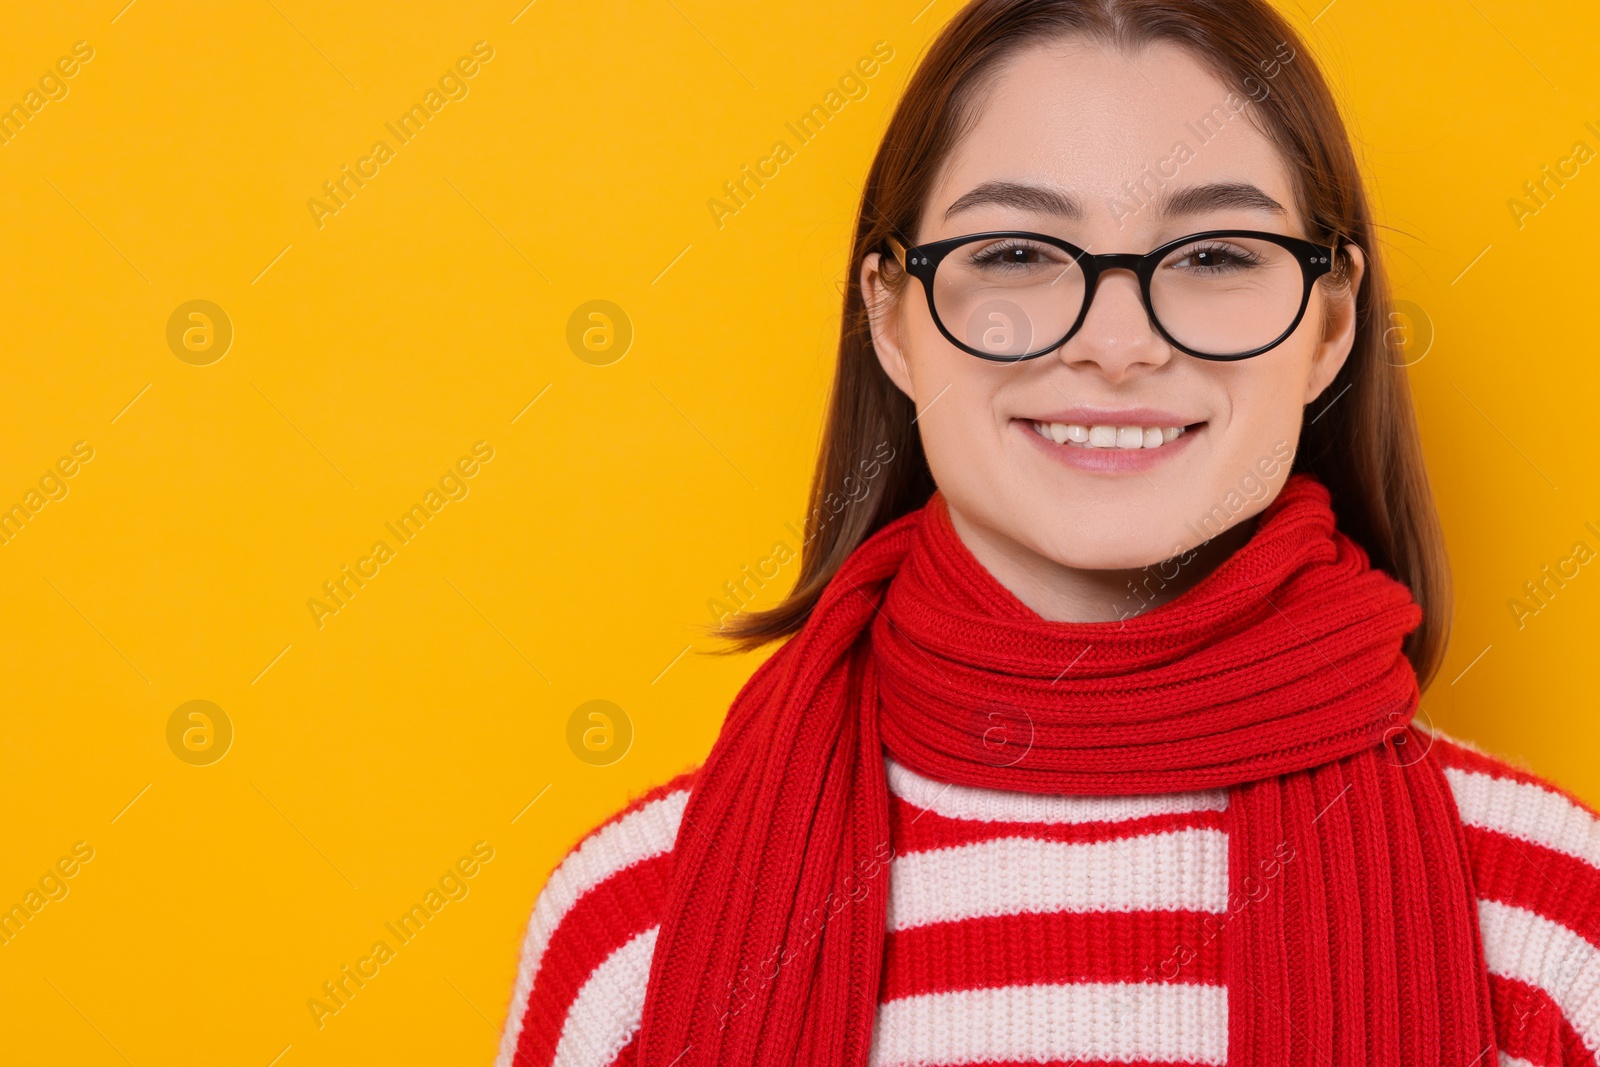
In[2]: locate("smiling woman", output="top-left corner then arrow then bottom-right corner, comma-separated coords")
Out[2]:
496,2 -> 1600,1066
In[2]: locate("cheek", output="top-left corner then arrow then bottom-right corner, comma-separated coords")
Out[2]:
897,296 -> 971,403
1261,338 -> 1319,431
1205,356 -> 1308,484
899,324 -> 1010,480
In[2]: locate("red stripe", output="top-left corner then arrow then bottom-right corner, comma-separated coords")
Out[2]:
575,769 -> 699,846
513,851 -> 673,1067
881,907 -> 1225,1000
1463,824 -> 1600,951
1436,733 -> 1600,1064
1556,1008 -> 1596,1067
889,790 -> 1225,853
875,1059 -> 1223,1067
516,740 -> 1600,1066
1434,736 -> 1600,822
604,1032 -> 640,1067
508,771 -> 694,1067
1488,972 -> 1599,1067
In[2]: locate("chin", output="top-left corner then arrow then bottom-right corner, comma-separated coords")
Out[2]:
1012,517 -> 1190,573
1050,537 -> 1190,573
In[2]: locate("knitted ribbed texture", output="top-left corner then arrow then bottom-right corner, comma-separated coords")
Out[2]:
874,473 -> 1425,792
496,731 -> 1600,1067
590,471 -> 1493,1066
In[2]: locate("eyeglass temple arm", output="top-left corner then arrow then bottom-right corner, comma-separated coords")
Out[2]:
885,235 -> 909,272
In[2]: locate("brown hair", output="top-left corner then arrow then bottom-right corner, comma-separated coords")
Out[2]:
702,0 -> 1452,690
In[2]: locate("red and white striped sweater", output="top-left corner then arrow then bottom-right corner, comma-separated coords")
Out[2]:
495,726 -> 1600,1067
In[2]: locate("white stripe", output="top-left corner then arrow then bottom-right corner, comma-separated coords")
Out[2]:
1478,899 -> 1600,1055
495,790 -> 688,1067
868,981 -> 1228,1066
886,756 -> 1228,824
1444,765 -> 1600,868
1499,1055 -> 1538,1067
552,926 -> 657,1067
887,828 -> 1228,931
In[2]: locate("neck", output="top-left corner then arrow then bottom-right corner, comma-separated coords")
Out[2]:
943,501 -> 1261,624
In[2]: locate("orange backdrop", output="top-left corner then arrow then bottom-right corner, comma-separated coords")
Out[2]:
1,0 -> 1596,1063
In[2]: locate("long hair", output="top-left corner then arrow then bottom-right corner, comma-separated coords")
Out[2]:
703,0 -> 1452,690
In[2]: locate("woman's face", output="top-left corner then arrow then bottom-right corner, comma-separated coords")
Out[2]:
862,38 -> 1364,614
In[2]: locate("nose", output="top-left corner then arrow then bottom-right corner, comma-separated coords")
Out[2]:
1052,265 -> 1173,381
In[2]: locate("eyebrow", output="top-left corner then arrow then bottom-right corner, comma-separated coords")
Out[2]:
943,180 -> 1083,221
1160,181 -> 1288,219
941,179 -> 1288,222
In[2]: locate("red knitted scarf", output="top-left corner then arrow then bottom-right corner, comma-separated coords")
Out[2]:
636,471 -> 1498,1065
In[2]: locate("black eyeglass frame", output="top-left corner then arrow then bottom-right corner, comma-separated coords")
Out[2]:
885,228 -> 1341,362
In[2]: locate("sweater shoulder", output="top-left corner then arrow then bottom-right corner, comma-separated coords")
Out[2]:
1425,725 -> 1600,1065
1427,723 -> 1600,836
1427,722 -> 1600,877
495,766 -> 699,1067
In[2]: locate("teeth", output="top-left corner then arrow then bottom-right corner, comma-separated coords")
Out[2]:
1032,420 -> 1190,449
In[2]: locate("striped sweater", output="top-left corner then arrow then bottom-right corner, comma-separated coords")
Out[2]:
495,726 -> 1600,1067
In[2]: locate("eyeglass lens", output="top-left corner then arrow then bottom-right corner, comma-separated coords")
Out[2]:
931,234 -> 1307,358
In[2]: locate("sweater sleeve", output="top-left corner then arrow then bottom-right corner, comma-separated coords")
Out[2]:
1432,729 -> 1600,1067
495,769 -> 697,1067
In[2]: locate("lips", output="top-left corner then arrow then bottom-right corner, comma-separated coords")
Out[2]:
1029,420 -> 1187,449
1014,411 -> 1206,472
1023,406 -> 1203,427
1016,407 -> 1208,451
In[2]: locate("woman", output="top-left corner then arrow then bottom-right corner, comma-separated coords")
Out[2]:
497,1 -> 1600,1065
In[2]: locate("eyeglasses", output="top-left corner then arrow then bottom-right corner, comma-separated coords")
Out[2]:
884,228 -> 1340,362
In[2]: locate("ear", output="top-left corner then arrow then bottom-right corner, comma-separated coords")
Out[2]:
1304,241 -> 1366,405
860,250 -> 916,402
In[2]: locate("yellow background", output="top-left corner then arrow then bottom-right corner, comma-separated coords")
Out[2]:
1,0 -> 1596,1062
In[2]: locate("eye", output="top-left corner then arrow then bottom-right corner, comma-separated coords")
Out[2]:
972,241 -> 1043,266
1166,241 -> 1265,273
965,239 -> 1072,271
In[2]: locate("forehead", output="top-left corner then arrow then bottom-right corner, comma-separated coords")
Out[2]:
925,38 -> 1299,237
